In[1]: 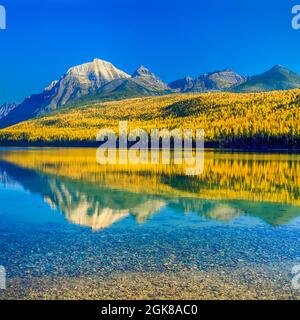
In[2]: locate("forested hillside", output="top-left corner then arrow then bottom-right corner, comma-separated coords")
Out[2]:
0,90 -> 300,147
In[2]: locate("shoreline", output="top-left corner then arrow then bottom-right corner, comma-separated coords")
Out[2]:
0,268 -> 298,300
1,143 -> 300,153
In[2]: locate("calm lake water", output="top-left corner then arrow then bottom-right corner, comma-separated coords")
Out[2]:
0,148 -> 300,299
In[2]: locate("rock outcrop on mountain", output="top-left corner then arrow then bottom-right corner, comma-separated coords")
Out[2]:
132,66 -> 170,91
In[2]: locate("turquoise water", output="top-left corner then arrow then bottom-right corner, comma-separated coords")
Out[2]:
0,148 -> 300,299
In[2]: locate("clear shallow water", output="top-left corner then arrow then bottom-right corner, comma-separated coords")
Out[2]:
0,148 -> 300,299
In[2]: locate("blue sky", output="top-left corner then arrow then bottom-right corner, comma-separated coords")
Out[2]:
0,0 -> 299,104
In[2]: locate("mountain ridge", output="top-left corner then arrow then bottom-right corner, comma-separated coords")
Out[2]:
169,70 -> 247,92
1,59 -> 300,129
0,59 -> 132,128
232,65 -> 300,93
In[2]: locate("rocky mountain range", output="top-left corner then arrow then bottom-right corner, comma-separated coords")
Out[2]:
1,58 -> 300,129
169,69 -> 247,92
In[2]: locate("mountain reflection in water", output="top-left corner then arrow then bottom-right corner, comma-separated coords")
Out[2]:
0,148 -> 299,230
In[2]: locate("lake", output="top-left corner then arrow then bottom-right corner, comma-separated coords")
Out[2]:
0,148 -> 300,299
